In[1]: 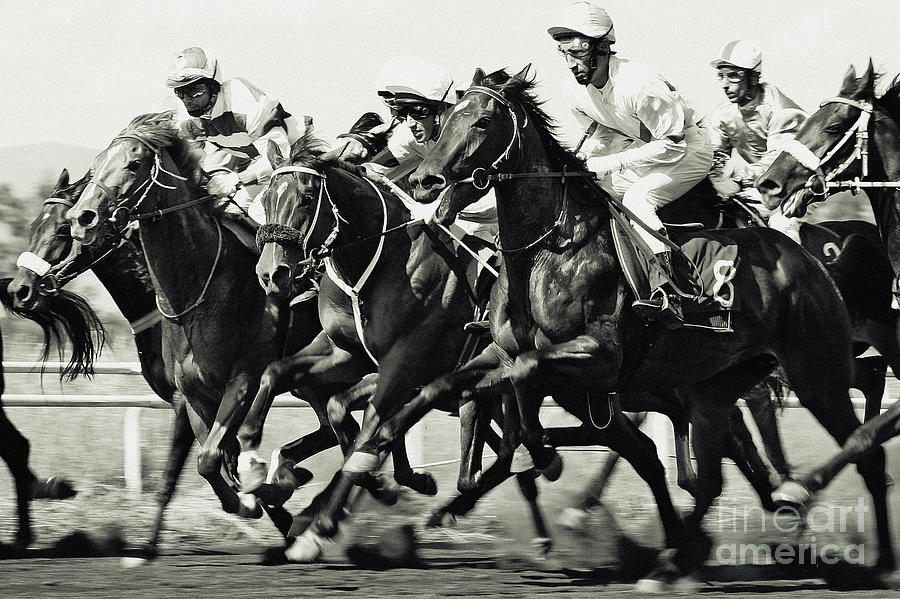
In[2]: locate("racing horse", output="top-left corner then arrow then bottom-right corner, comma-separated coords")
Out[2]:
1,278 -> 97,549
401,66 -> 893,582
6,168 -> 249,554
255,138 -> 689,565
65,113 -> 320,549
758,62 -> 900,512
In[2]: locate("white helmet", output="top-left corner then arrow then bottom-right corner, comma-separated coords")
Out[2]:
548,1 -> 616,42
375,54 -> 454,104
166,47 -> 222,88
710,40 -> 762,73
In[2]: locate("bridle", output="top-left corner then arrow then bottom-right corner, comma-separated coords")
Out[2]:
84,135 -> 223,320
781,97 -> 900,197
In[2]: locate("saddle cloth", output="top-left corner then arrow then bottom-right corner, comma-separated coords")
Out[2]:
612,219 -> 740,323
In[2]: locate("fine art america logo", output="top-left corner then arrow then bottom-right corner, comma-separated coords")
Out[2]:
713,498 -> 868,565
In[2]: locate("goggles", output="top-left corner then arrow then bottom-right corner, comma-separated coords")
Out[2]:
387,102 -> 435,120
557,39 -> 593,61
174,82 -> 208,99
715,69 -> 747,84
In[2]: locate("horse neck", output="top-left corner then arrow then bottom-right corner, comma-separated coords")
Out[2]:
495,129 -> 600,257
137,181 -> 229,308
89,241 -> 158,323
326,171 -> 411,284
869,108 -> 900,271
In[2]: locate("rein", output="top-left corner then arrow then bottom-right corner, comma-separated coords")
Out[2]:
781,97 -> 900,197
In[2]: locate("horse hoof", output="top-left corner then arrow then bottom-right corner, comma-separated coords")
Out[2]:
120,556 -> 150,569
556,507 -> 589,530
426,510 -> 456,528
396,471 -> 438,496
238,455 -> 269,494
32,476 -> 77,500
284,530 -> 325,563
346,524 -> 425,570
531,536 -> 553,558
635,578 -> 667,594
236,493 -> 264,519
538,450 -> 563,482
771,480 -> 812,509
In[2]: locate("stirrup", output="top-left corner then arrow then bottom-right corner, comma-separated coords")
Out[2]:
631,288 -> 683,329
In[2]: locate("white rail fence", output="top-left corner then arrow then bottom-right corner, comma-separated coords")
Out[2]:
3,361 -> 896,496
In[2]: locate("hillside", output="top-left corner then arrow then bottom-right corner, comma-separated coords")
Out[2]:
0,143 -> 99,197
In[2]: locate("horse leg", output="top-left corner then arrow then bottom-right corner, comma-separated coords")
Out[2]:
853,354 -> 888,422
558,411 -> 649,529
743,380 -> 790,481
776,344 -> 895,571
0,406 -> 36,549
724,405 -> 778,511
145,391 -> 194,555
671,412 -> 697,497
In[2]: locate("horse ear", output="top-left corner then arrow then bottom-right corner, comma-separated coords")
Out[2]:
839,64 -> 858,96
56,169 -> 70,190
854,58 -> 876,99
512,64 -> 532,83
472,68 -> 486,86
267,139 -> 285,169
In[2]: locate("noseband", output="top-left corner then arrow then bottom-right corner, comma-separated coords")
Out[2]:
781,97 -> 900,197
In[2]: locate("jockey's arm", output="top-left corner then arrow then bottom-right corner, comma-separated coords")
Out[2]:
704,113 -> 742,198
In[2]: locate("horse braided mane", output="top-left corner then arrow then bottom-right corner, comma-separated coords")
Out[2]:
115,111 -> 205,190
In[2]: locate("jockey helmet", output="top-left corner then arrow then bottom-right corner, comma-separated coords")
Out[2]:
166,47 -> 222,88
548,1 -> 616,43
710,40 -> 762,73
375,54 -> 454,106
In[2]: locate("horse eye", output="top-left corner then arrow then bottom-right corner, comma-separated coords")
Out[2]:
126,161 -> 142,172
302,193 -> 315,203
824,125 -> 844,135
474,117 -> 491,130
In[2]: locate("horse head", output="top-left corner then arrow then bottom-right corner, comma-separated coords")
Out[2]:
411,65 -> 538,224
9,169 -> 90,311
69,112 -> 200,246
758,60 -> 879,217
256,135 -> 334,299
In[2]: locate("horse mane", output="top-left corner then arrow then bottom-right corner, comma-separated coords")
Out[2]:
117,111 -> 205,188
877,75 -> 900,124
287,132 -> 367,178
481,69 -> 586,175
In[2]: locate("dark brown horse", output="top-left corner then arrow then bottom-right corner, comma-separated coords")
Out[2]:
6,166 -> 302,553
1,278 -> 97,549
758,62 -> 900,512
255,137 -> 690,566
404,67 -> 893,583
65,113 -> 321,550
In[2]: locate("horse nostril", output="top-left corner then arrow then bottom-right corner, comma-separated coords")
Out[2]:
14,284 -> 32,304
419,174 -> 447,191
272,264 -> 292,291
76,210 -> 98,228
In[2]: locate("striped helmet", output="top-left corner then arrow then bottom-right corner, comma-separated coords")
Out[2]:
548,1 -> 616,43
710,40 -> 762,73
166,47 -> 222,88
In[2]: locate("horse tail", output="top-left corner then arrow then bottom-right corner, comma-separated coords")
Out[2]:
0,278 -> 106,381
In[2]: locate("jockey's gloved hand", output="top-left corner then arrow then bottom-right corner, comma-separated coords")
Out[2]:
338,138 -> 368,162
733,188 -> 772,218
586,154 -> 624,178
207,171 -> 241,197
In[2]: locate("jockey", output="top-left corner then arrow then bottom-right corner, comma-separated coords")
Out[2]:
166,46 -> 310,224
549,1 -> 713,328
358,54 -> 498,251
706,40 -> 807,243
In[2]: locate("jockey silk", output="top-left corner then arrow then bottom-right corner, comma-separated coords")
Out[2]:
706,83 -> 807,185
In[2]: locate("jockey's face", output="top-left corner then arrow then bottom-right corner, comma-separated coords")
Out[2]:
557,35 -> 596,85
717,67 -> 755,105
390,102 -> 440,143
175,81 -> 214,117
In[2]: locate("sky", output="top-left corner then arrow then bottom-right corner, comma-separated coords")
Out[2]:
2,0 -> 900,152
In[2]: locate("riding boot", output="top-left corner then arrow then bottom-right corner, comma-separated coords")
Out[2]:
631,251 -> 683,329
